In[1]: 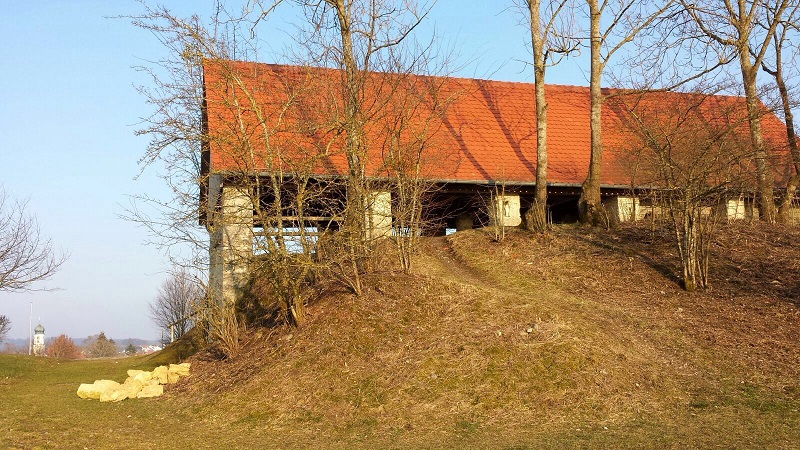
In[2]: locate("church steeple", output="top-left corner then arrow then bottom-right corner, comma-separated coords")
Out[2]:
33,322 -> 45,356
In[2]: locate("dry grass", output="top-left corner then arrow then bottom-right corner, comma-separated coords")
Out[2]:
165,224 -> 800,447
3,223 -> 800,448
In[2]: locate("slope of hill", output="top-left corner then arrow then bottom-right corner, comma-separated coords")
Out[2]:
168,224 -> 800,448
2,224 -> 799,448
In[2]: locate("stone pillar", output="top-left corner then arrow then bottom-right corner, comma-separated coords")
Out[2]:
209,185 -> 254,306
366,190 -> 392,240
604,196 -> 640,223
489,193 -> 521,227
716,196 -> 759,222
717,196 -> 745,221
455,213 -> 474,231
788,206 -> 800,225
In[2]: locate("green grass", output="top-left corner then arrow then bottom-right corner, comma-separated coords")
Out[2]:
1,355 -> 164,448
2,346 -> 800,448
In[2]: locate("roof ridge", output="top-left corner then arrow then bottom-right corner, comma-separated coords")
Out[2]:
206,58 -> 595,91
205,59 -> 754,101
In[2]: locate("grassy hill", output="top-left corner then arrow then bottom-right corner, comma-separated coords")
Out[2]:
2,224 -> 800,448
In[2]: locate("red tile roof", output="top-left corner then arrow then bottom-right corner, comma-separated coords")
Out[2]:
202,59 -> 790,188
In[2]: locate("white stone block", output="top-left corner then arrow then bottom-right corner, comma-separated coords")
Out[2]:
489,193 -> 521,227
604,196 -> 640,223
366,190 -> 392,239
137,384 -> 164,399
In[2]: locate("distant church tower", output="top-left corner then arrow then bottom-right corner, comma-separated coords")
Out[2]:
33,323 -> 45,356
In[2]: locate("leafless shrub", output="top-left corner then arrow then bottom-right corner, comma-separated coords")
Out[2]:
46,334 -> 81,359
480,180 -> 510,243
196,296 -> 241,359
616,91 -> 755,291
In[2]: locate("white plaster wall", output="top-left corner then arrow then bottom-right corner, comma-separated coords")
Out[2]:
788,207 -> 800,225
716,196 -> 758,222
725,197 -> 746,221
489,193 -> 521,227
604,196 -> 641,223
366,190 -> 392,239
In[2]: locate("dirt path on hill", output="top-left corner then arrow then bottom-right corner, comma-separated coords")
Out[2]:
423,236 -> 494,289
416,236 -> 503,293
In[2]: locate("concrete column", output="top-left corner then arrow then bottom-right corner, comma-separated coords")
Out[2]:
489,193 -> 521,227
604,196 -> 640,222
716,196 -> 759,222
717,196 -> 745,221
788,206 -> 800,225
209,185 -> 254,306
366,190 -> 392,239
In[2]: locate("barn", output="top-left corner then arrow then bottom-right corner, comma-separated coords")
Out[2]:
201,59 -> 791,304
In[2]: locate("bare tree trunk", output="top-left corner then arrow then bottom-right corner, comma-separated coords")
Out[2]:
579,0 -> 606,225
681,210 -> 698,292
333,0 -> 366,217
527,0 -> 549,232
331,0 -> 368,294
740,54 -> 776,223
764,43 -> 800,222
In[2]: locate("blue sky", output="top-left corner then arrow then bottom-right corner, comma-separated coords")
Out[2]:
0,0 -> 590,342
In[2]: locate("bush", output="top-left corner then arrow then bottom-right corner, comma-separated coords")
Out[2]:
46,335 -> 80,359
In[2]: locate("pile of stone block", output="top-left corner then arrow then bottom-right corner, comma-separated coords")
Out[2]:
76,363 -> 190,402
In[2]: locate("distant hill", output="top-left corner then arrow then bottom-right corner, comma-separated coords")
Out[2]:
75,337 -> 161,349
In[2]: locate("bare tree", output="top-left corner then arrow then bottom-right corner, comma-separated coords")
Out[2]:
125,4 -> 230,279
131,7 -> 335,336
617,91 -> 754,291
128,6 -> 253,355
680,0 -> 793,223
149,268 -> 203,339
252,0 -> 441,292
0,187 -> 66,292
132,1 -> 450,338
519,0 -> 579,232
579,0 -> 676,225
0,315 -> 10,342
133,3 -> 444,259
756,2 -> 800,222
